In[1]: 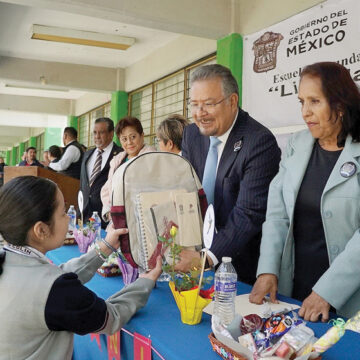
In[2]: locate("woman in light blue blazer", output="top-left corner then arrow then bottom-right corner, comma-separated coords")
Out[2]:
250,62 -> 360,321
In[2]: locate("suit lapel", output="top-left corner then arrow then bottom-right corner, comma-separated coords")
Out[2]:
84,148 -> 96,184
103,144 -> 119,169
215,112 -> 246,188
323,136 -> 360,194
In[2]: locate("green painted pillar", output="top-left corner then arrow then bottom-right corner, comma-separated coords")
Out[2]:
6,150 -> 10,165
217,33 -> 243,107
29,137 -> 37,148
111,91 -> 128,146
67,115 -> 78,131
18,142 -> 25,164
45,128 -> 62,149
11,147 -> 17,166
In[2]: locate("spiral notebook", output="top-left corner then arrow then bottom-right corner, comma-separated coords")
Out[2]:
135,189 -> 186,270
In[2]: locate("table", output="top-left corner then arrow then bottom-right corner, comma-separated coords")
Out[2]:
47,245 -> 360,360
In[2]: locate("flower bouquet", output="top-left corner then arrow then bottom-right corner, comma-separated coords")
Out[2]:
160,226 -> 213,325
74,218 -> 97,253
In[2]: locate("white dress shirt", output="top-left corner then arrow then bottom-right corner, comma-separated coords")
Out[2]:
49,141 -> 81,171
206,109 -> 238,267
86,142 -> 114,181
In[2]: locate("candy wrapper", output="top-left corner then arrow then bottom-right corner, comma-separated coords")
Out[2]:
312,318 -> 345,353
344,310 -> 360,333
240,314 -> 264,335
255,312 -> 303,352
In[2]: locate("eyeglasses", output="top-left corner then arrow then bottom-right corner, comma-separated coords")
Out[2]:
119,134 -> 138,143
188,95 -> 230,112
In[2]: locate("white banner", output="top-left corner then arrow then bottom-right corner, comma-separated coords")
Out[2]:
242,0 -> 360,140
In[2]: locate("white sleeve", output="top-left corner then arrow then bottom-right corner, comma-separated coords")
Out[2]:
49,145 -> 81,171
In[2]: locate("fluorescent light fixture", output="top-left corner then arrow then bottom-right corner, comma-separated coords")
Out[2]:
5,84 -> 69,92
31,24 -> 135,50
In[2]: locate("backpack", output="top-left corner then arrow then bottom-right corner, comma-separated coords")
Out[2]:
110,152 -> 207,270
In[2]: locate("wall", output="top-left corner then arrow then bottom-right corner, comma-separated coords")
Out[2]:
125,35 -> 217,91
74,92 -> 112,116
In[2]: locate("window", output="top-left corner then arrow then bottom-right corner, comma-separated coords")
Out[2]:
78,102 -> 111,149
36,133 -> 45,162
78,114 -> 90,148
129,55 -> 216,145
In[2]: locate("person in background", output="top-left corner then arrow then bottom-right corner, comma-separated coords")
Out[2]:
19,147 -> 43,167
179,64 -> 281,285
0,176 -> 162,360
0,157 -> 6,187
41,150 -> 50,166
48,145 -> 62,163
20,151 -> 26,162
250,62 -> 360,320
101,116 -> 156,221
49,127 -> 84,179
80,118 -> 122,229
156,114 -> 189,155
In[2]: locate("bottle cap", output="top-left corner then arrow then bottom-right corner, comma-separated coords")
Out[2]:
222,257 -> 232,263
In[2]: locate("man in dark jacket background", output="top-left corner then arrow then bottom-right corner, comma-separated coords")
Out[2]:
49,127 -> 83,179
80,118 -> 122,228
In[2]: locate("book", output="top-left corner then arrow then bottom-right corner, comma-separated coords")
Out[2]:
174,192 -> 202,247
135,189 -> 186,270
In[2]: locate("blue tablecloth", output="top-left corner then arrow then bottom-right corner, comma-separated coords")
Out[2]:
47,245 -> 360,360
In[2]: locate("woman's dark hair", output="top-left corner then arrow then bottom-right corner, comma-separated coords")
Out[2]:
115,116 -> 143,138
300,62 -> 360,147
0,176 -> 58,246
48,145 -> 62,159
157,114 -> 189,150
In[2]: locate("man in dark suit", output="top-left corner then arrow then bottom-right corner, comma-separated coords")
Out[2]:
80,117 -> 122,229
179,64 -> 281,284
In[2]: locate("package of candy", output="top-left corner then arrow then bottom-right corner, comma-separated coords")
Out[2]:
280,324 -> 315,353
344,310 -> 360,333
312,318 -> 345,353
255,312 -> 304,353
238,333 -> 257,354
240,314 -> 264,335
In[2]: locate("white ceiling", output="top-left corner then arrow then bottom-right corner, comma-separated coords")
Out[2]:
0,2 -> 179,69
0,0 -> 324,151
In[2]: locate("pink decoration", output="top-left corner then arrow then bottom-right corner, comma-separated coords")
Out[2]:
90,333 -> 102,350
117,256 -> 138,285
134,332 -> 151,360
107,331 -> 121,360
74,227 -> 96,253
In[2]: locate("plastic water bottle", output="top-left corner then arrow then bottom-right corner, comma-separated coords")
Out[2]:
214,257 -> 237,326
67,205 -> 76,231
92,211 -> 102,242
